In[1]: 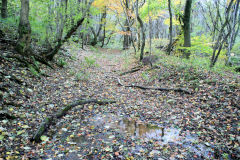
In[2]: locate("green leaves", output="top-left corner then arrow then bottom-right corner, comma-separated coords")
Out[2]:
40,135 -> 49,142
0,135 -> 4,141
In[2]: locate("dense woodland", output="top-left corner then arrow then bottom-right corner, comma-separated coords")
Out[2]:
0,0 -> 240,159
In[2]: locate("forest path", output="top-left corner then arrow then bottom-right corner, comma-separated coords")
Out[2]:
37,46 -> 222,159
5,45 -> 237,159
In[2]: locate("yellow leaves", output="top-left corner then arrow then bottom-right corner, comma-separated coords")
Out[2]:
105,23 -> 116,31
118,31 -> 131,36
108,5 -> 123,14
227,0 -> 237,5
164,18 -> 180,26
173,0 -> 182,6
92,0 -> 107,8
93,0 -> 123,13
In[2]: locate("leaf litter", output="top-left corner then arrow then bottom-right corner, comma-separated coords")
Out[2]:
0,44 -> 239,159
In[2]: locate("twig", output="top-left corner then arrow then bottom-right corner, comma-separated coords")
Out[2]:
119,65 -> 142,76
116,77 -> 191,94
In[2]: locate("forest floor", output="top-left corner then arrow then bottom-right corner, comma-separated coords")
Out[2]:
0,43 -> 240,160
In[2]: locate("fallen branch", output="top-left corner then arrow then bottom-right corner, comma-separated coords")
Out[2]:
31,98 -> 116,142
3,101 -> 23,108
0,71 -> 23,85
0,111 -> 16,120
119,65 -> 142,76
116,77 -> 191,94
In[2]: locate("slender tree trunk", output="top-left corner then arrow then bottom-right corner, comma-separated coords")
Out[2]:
123,0 -> 130,50
1,0 -> 7,18
120,0 -> 136,53
137,31 -> 141,51
16,0 -> 31,56
210,0 -> 234,67
44,0 -> 54,51
46,0 -> 94,60
90,7 -> 107,46
148,0 -> 152,54
101,7 -> 107,47
167,0 -> 173,55
136,0 -> 145,61
226,0 -> 240,66
60,0 -> 68,38
183,0 -> 192,58
101,14 -> 106,47
90,27 -> 98,46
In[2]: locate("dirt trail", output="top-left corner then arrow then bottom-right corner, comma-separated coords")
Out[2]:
1,46 -> 239,159
35,47 -> 226,159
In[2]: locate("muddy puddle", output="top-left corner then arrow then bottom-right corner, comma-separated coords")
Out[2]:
73,113 -> 215,159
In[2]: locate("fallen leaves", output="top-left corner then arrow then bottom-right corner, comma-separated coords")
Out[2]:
0,46 -> 239,159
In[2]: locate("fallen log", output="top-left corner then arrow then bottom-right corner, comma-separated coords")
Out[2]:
116,77 -> 191,94
31,99 -> 116,143
119,65 -> 142,76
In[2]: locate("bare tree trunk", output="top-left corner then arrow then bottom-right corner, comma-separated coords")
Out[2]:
1,0 -> 7,18
137,31 -> 141,51
183,0 -> 192,58
167,0 -> 173,55
226,0 -> 240,66
90,7 -> 107,46
16,0 -> 31,56
46,0 -> 94,60
101,8 -> 107,48
56,0 -> 68,42
148,0 -> 152,54
136,0 -> 145,61
123,0 -> 130,50
210,0 -> 234,68
44,0 -> 54,51
120,0 -> 136,53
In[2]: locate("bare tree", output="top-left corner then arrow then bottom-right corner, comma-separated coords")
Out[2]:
210,0 -> 235,67
226,0 -> 240,66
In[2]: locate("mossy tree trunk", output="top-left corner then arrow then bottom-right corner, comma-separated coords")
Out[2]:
1,0 -> 7,18
182,0 -> 192,59
16,0 -> 31,56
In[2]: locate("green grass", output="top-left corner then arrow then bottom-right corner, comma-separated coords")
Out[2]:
154,50 -> 238,76
75,71 -> 89,81
57,58 -> 68,68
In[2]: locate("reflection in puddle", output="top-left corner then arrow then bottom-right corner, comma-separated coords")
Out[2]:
93,114 -> 181,144
75,113 -> 214,159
